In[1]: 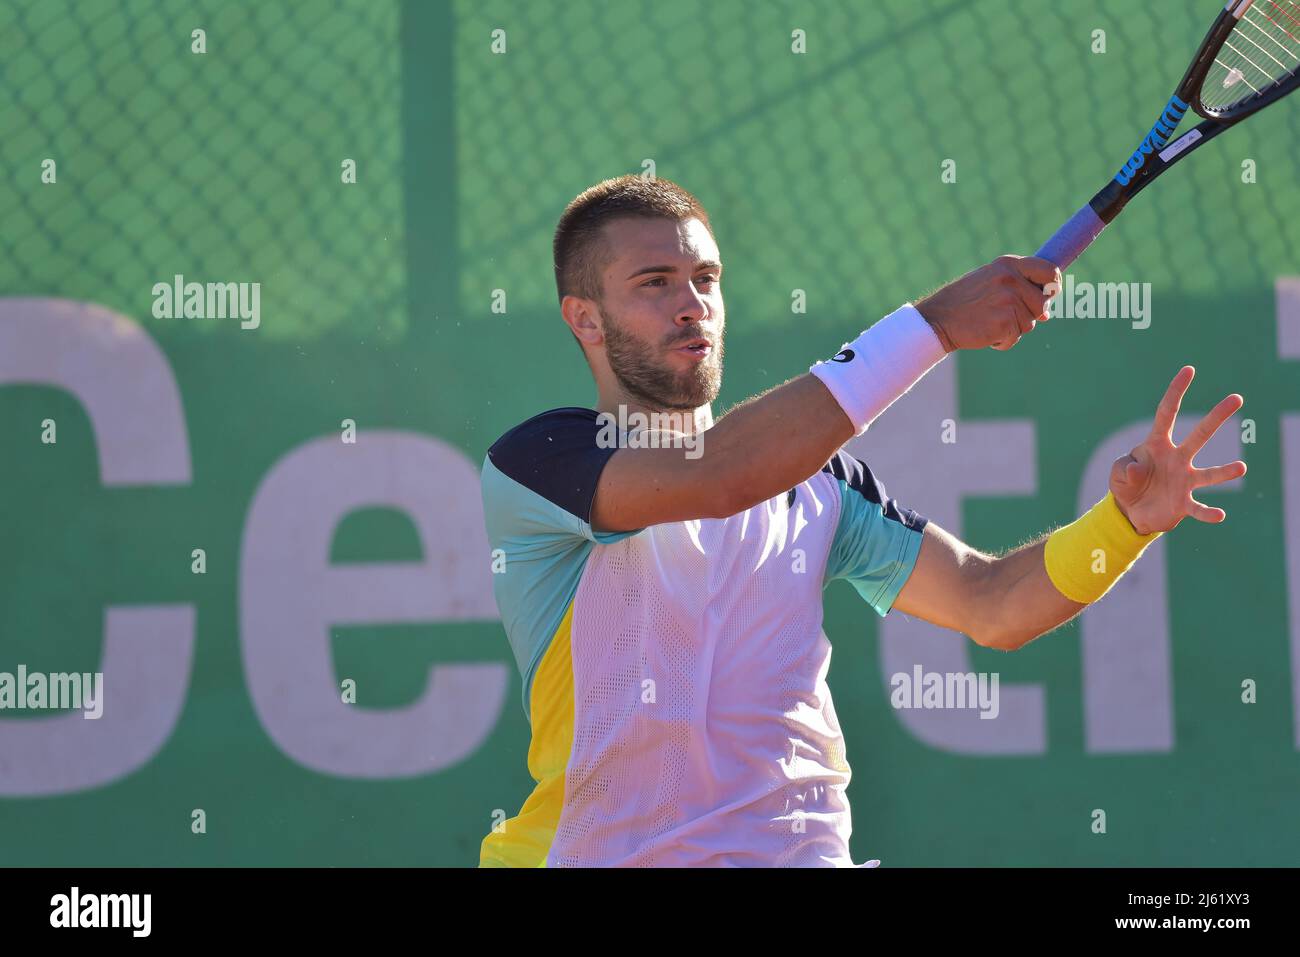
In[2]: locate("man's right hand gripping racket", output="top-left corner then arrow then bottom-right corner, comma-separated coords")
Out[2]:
1038,0 -> 1300,268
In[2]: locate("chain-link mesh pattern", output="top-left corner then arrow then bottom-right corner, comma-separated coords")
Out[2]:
0,0 -> 406,340
455,0 -> 1300,324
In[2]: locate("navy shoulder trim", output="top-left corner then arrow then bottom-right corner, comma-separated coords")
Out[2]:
487,407 -> 617,523
821,450 -> 927,531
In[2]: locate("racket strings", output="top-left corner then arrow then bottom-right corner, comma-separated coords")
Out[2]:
1203,1 -> 1300,112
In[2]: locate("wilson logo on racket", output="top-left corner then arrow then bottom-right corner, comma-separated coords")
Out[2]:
1114,95 -> 1189,187
1035,0 -> 1300,271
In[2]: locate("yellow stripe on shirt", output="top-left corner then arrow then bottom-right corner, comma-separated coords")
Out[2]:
479,600 -> 577,867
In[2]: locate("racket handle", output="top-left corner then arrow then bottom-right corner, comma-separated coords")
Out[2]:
1035,203 -> 1107,270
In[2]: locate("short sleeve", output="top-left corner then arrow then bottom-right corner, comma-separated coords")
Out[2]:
483,407 -> 642,546
482,408 -> 642,705
822,450 -> 928,617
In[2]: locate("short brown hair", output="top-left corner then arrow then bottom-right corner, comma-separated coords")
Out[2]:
553,175 -> 714,305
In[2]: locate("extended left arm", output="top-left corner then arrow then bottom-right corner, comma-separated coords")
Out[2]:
893,524 -> 1082,652
894,366 -> 1246,652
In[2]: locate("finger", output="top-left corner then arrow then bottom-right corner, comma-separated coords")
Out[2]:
1015,277 -> 1051,322
1188,497 -> 1227,523
1150,366 -> 1196,442
1002,301 -> 1030,340
1179,393 -> 1244,459
1119,455 -> 1151,493
1110,452 -> 1134,484
1001,288 -> 1040,335
1039,279 -> 1059,321
1007,255 -> 1061,288
1191,460 -> 1247,488
1011,296 -> 1036,334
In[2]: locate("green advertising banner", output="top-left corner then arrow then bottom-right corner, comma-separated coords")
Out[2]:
1,0 -> 1297,867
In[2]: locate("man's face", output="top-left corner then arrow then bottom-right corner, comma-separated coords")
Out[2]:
593,216 -> 725,411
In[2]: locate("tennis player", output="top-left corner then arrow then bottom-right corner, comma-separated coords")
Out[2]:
479,175 -> 1246,867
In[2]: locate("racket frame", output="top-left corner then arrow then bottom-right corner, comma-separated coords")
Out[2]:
1036,0 -> 1300,267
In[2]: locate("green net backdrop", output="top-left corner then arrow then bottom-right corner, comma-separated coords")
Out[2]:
0,0 -> 1297,865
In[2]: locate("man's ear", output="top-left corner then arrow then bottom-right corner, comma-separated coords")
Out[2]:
561,294 -> 603,348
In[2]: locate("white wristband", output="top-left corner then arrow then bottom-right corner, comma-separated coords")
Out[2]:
808,303 -> 948,436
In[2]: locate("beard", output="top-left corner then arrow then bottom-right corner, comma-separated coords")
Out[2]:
600,304 -> 724,412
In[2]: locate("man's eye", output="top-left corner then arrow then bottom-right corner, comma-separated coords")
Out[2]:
641,275 -> 717,288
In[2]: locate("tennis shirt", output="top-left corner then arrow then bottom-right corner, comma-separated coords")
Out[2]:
478,407 -> 928,867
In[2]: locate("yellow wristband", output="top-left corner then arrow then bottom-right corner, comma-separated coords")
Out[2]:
1043,492 -> 1162,604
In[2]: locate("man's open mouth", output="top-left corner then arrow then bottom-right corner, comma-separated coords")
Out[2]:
675,338 -> 712,357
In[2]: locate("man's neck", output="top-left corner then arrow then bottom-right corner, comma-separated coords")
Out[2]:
595,395 -> 714,437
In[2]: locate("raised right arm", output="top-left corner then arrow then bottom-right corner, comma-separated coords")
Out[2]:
591,254 -> 1060,533
592,372 -> 855,530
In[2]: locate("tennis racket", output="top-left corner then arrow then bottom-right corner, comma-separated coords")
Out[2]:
1037,0 -> 1300,268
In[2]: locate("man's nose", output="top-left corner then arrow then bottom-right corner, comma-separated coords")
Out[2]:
675,283 -> 710,324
